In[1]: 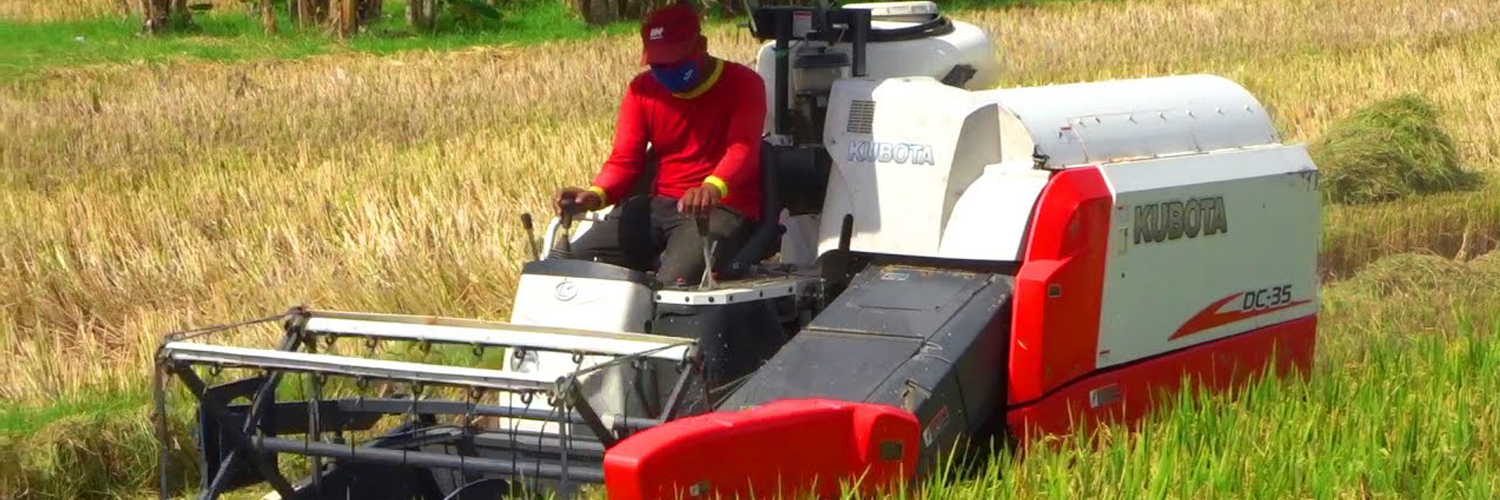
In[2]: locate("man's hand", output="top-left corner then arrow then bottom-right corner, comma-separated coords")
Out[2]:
678,184 -> 722,219
555,187 -> 603,217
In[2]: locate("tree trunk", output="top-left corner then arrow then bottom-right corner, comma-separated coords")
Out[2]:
141,0 -> 193,33
361,0 -> 383,23
572,0 -> 692,24
312,0 -> 330,22
574,0 -> 597,25
408,0 -> 436,32
141,0 -> 170,34
333,0 -> 359,38
259,0 -> 279,34
586,0 -> 613,25
291,0 -> 304,26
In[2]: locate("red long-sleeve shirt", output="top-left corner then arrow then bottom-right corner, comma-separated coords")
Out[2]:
590,59 -> 766,220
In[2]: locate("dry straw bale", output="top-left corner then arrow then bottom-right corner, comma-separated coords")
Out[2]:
1338,252 -> 1500,299
1311,94 -> 1476,205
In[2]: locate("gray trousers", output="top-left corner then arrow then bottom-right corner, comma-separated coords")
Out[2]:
562,196 -> 751,286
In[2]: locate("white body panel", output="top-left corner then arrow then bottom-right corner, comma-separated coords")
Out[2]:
815,77 -> 1003,259
509,274 -> 653,332
655,276 -> 818,305
937,163 -> 1049,261
989,75 -> 1280,169
508,273 -> 659,424
813,74 -> 1292,265
1094,146 -> 1320,366
779,213 -> 821,266
805,72 -> 1319,368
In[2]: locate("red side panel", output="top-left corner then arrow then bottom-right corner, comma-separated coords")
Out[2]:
1009,166 -> 1114,405
1007,315 -> 1317,441
604,399 -> 919,500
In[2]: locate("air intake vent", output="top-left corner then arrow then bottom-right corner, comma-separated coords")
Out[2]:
847,100 -> 876,135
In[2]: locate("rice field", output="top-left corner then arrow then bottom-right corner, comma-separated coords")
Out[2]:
1,0 -> 1499,497
0,0 -> 241,22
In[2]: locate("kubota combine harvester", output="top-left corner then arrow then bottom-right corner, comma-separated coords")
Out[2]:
153,2 -> 1321,499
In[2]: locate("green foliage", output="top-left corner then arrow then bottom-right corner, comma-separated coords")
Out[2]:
1311,94 -> 1478,205
0,392 -> 199,499
0,1 -> 636,79
446,0 -> 504,22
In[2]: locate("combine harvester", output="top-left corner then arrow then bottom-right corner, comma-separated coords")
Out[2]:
154,2 -> 1320,499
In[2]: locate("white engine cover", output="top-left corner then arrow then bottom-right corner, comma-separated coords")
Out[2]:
815,74 -> 1290,264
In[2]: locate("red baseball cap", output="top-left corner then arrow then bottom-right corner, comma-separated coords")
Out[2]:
640,4 -> 702,65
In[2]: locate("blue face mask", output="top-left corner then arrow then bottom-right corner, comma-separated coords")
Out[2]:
650,58 -> 701,94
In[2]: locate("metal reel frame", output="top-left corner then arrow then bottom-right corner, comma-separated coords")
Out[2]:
153,308 -> 704,500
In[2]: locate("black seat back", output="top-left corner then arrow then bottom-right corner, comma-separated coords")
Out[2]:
723,141 -> 810,277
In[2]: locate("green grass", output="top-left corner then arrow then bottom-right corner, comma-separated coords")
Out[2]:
0,1 -> 639,78
0,0 -> 1104,79
0,389 -> 148,438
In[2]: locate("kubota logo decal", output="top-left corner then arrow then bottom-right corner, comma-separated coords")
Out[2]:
553,280 -> 578,301
1172,285 -> 1309,340
847,140 -> 936,166
1134,196 -> 1228,245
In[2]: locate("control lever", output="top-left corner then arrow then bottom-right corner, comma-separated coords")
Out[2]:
695,217 -> 717,291
520,213 -> 539,260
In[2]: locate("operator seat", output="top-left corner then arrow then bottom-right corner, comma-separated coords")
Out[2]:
719,142 -> 829,279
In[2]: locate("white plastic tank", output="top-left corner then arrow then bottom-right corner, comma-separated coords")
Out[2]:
753,1 -> 1001,134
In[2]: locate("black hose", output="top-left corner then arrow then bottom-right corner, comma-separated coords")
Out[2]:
867,14 -> 955,42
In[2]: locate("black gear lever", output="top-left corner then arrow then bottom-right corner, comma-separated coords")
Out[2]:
555,198 -> 581,255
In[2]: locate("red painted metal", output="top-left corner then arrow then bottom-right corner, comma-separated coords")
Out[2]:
603,399 -> 919,500
1173,292 -> 1313,340
1006,315 -> 1317,441
1008,166 -> 1114,405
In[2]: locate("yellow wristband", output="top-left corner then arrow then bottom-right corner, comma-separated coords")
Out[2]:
585,186 -> 608,209
703,176 -> 729,198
